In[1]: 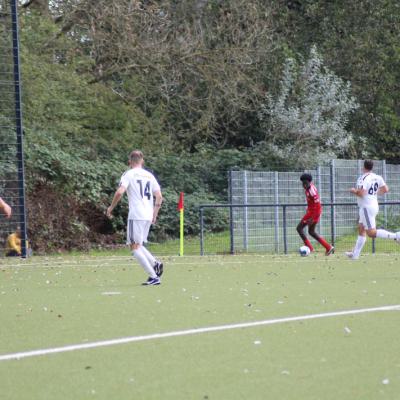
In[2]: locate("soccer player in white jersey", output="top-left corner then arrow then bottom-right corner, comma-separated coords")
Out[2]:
107,150 -> 163,285
346,159 -> 400,260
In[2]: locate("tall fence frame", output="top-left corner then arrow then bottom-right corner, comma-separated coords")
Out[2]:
227,160 -> 400,255
0,0 -> 28,257
199,201 -> 400,256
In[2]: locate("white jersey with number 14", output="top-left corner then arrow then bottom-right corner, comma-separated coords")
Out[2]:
119,167 -> 161,221
356,172 -> 385,208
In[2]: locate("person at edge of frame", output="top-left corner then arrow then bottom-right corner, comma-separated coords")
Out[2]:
0,197 -> 11,219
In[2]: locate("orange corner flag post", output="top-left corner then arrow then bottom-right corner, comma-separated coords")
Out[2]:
177,192 -> 184,256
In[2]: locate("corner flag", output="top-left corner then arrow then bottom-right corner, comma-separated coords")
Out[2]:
177,192 -> 184,256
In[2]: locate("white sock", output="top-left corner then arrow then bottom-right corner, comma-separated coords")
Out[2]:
376,229 -> 396,239
353,235 -> 367,258
141,246 -> 157,266
133,247 -> 157,278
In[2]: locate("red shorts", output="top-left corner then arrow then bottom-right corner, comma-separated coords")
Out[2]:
301,208 -> 322,225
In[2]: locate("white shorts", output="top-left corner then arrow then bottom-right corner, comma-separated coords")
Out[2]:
126,220 -> 151,245
358,206 -> 378,230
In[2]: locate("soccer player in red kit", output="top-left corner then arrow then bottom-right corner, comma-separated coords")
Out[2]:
296,173 -> 334,255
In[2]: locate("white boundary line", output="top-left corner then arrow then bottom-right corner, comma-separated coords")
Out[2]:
1,304 -> 399,362
0,259 -> 246,269
2,252 -> 393,269
0,254 -> 357,269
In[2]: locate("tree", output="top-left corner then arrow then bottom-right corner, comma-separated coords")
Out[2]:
273,0 -> 400,162
258,46 -> 359,168
43,0 -> 278,149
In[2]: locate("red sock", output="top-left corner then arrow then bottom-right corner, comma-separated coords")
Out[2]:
317,237 -> 331,251
304,239 -> 314,252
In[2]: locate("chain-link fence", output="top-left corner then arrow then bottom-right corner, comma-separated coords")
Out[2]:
196,160 -> 400,255
199,202 -> 400,256
0,0 -> 28,257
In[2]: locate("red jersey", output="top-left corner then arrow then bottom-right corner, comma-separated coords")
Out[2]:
304,183 -> 321,211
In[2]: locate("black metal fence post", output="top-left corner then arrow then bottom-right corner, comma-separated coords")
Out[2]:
282,205 -> 288,254
330,160 -> 336,246
199,207 -> 204,256
10,0 -> 28,258
228,170 -> 234,254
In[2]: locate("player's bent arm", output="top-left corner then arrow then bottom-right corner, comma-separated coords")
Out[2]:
377,184 -> 389,195
0,197 -> 11,218
107,186 -> 126,217
152,190 -> 163,224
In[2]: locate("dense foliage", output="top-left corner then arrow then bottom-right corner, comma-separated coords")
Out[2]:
2,0 -> 400,251
259,46 -> 359,168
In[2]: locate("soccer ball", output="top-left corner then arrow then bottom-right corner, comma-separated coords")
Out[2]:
299,245 -> 311,257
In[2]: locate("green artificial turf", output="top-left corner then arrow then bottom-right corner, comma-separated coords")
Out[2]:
1,252 -> 400,399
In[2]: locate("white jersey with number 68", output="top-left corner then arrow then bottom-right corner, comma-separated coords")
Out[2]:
356,172 -> 385,208
119,167 -> 161,221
